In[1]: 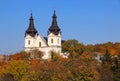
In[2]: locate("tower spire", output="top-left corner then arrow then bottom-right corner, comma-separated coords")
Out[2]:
53,7 -> 56,16
48,9 -> 61,35
30,10 -> 32,17
25,12 -> 38,37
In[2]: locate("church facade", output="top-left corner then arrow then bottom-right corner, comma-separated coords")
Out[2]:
24,10 -> 62,59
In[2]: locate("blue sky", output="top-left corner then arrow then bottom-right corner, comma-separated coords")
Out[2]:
0,0 -> 120,54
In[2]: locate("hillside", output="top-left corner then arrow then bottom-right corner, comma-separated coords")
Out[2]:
0,40 -> 120,81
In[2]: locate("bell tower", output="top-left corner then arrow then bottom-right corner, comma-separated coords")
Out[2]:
25,12 -> 38,37
48,10 -> 61,47
24,12 -> 38,50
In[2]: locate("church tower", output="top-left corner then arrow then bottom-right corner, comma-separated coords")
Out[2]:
48,10 -> 61,47
24,12 -> 38,50
25,13 -> 38,37
24,10 -> 62,59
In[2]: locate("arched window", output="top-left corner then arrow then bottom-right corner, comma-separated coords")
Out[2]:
39,42 -> 41,47
57,39 -> 59,44
28,40 -> 30,45
51,39 -> 53,43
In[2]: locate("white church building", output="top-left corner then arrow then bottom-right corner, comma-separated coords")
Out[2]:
24,10 -> 62,59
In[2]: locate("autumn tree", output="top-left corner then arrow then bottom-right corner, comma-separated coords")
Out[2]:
3,60 -> 29,81
99,63 -> 113,81
84,44 -> 95,52
20,51 -> 31,61
111,56 -> 120,81
30,49 -> 43,60
50,51 -> 63,61
100,49 -> 112,64
22,61 -> 66,81
100,50 -> 114,81
1,40 -> 120,81
10,53 -> 23,60
62,40 -> 84,58
1,74 -> 17,81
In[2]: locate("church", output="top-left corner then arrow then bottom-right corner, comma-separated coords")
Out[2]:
24,10 -> 62,59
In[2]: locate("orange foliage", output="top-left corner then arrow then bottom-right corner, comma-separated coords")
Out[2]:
30,59 -> 39,65
0,61 -> 7,75
109,48 -> 118,55
11,53 -> 23,60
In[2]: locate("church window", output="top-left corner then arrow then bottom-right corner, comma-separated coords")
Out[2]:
39,42 -> 41,47
28,40 -> 30,45
57,39 -> 59,44
51,39 -> 53,43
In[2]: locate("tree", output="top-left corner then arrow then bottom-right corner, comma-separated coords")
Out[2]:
99,64 -> 113,81
64,59 -> 99,81
62,40 -> 84,58
85,44 -> 95,52
22,61 -> 66,81
111,56 -> 120,81
101,49 -> 112,64
1,74 -> 17,81
50,51 -> 62,61
3,60 -> 29,81
100,50 -> 114,81
20,51 -> 31,61
63,52 -> 100,81
30,49 -> 43,60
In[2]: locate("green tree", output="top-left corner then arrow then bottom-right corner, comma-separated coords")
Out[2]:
62,40 -> 84,58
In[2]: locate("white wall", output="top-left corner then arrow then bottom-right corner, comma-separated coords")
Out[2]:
48,33 -> 61,46
25,34 -> 47,48
24,33 -> 62,59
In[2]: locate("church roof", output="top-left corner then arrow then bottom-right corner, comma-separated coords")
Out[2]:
48,10 -> 61,35
25,13 -> 38,37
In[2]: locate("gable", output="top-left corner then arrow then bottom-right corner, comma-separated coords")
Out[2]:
35,35 -> 48,47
